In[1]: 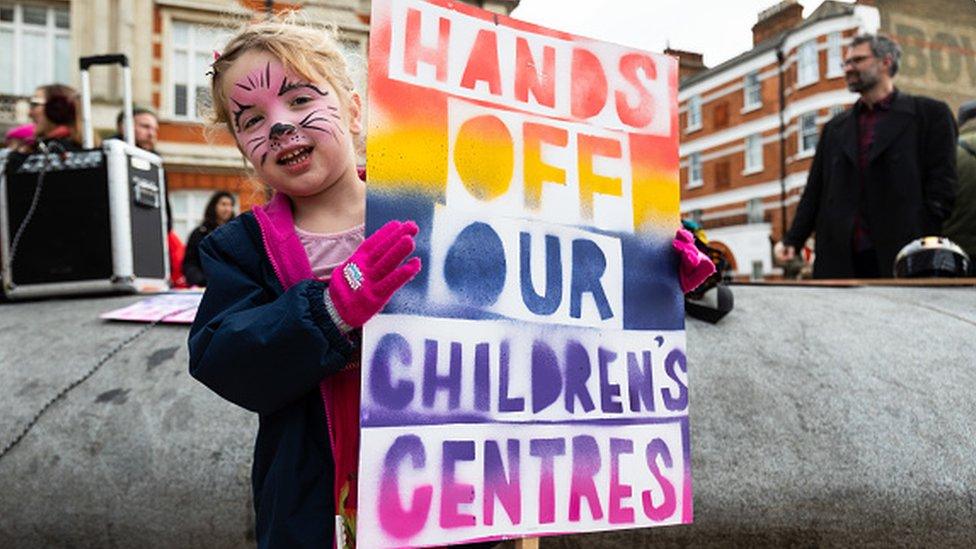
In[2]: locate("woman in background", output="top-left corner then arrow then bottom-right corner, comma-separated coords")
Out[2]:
25,84 -> 84,153
182,191 -> 236,287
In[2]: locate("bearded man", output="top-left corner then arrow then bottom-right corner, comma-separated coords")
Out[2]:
774,33 -> 957,278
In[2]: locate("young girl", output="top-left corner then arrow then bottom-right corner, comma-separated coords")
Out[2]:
189,16 -> 713,549
188,18 -> 420,548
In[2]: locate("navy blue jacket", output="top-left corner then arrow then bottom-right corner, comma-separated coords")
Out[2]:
188,213 -> 354,548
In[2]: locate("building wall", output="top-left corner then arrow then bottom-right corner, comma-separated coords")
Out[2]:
877,0 -> 976,114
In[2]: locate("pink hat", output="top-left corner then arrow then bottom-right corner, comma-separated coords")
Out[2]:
5,123 -> 35,142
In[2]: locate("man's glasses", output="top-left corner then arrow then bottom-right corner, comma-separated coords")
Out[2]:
842,55 -> 874,68
29,98 -> 45,107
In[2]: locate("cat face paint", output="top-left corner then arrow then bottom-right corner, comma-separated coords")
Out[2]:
223,50 -> 358,197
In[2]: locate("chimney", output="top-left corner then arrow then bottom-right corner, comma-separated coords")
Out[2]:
664,47 -> 708,80
752,0 -> 804,46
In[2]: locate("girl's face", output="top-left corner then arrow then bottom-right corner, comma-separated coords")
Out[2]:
222,50 -> 361,198
215,196 -> 234,224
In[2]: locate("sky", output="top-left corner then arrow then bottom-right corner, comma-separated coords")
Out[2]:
510,0 -> 855,67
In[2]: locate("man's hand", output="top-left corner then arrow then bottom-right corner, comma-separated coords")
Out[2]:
773,241 -> 796,263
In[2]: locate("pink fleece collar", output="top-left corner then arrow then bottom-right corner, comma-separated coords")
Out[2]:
251,192 -> 314,289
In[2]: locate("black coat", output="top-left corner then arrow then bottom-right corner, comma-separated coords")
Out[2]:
182,225 -> 213,287
188,214 -> 353,548
784,91 -> 958,278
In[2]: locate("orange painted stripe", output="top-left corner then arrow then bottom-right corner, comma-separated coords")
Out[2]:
158,121 -> 236,146
237,0 -> 301,13
167,170 -> 242,187
167,170 -> 269,212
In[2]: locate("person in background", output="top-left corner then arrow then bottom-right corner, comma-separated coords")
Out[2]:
114,106 -> 160,152
3,85 -> 84,176
943,100 -> 976,263
774,34 -> 957,278
25,84 -> 84,153
4,123 -> 35,150
113,106 -> 187,288
182,191 -> 235,287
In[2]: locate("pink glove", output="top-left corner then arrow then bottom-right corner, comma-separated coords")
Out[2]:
326,220 -> 422,331
672,228 -> 716,294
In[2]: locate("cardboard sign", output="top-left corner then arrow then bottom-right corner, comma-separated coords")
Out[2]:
361,0 -> 687,546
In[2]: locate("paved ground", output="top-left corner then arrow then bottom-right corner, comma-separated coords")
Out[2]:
0,285 -> 974,547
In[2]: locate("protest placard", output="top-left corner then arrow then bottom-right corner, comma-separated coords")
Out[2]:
361,0 -> 686,546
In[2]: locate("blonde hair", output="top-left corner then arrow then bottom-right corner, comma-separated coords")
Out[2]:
208,13 -> 358,138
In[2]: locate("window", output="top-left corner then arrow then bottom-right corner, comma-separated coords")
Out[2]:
826,32 -> 843,77
744,134 -> 763,173
797,40 -> 819,87
170,21 -> 230,120
829,104 -> 847,118
691,209 -> 703,225
0,3 -> 71,96
688,152 -> 703,188
170,190 -> 238,242
743,71 -> 761,110
798,112 -> 819,155
687,95 -> 702,131
747,198 -> 764,224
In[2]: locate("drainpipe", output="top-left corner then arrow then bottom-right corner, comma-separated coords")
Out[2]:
265,0 -> 274,19
776,42 -> 788,240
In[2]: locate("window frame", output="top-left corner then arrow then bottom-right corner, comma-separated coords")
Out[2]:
0,2 -> 71,97
798,111 -> 819,157
687,152 -> 703,188
796,39 -> 819,88
743,71 -> 762,112
686,95 -> 702,132
744,133 -> 764,174
747,198 -> 764,224
826,32 -> 844,78
167,19 -> 231,121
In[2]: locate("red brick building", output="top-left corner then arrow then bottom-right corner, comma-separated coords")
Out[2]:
672,0 -> 882,278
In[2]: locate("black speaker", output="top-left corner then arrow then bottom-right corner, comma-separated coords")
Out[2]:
1,143 -> 168,299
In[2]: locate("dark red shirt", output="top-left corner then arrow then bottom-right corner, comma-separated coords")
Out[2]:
856,91 -> 894,170
852,90 -> 895,251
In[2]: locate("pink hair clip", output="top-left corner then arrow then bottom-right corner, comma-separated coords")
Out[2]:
207,50 -> 222,77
